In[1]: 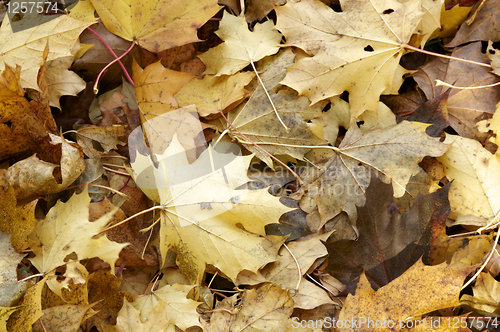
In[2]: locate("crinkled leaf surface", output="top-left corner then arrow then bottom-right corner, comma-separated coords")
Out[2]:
275,0 -> 423,117
28,187 -> 128,275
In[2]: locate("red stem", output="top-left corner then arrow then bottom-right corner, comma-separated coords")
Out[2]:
87,27 -> 135,88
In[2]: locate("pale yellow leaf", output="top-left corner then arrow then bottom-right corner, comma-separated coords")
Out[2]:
132,284 -> 200,330
90,0 -> 221,52
275,0 -> 423,117
437,134 -> 500,225
461,272 -> 500,316
28,187 -> 128,275
199,12 -> 282,76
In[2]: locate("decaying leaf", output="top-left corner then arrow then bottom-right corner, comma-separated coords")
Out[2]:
293,121 -> 448,223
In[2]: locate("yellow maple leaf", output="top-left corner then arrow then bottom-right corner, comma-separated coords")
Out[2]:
90,0 -> 221,52
275,0 -> 423,117
0,5 -> 94,92
129,134 -> 291,283
198,12 -> 282,76
437,134 -> 500,226
28,187 -> 128,276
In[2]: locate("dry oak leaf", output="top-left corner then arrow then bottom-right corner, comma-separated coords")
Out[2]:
198,11 -> 282,76
76,125 -> 126,158
437,134 -> 500,226
412,42 -> 500,142
130,134 -> 291,283
90,0 -> 221,52
27,187 -> 128,276
275,0 -> 423,117
461,272 -> 500,316
102,298 -> 170,332
293,121 -> 448,223
131,284 -> 201,330
338,260 -> 472,332
0,9 -> 94,92
201,284 -> 294,332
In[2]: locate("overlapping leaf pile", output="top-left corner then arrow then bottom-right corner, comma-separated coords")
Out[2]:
1,0 -> 500,330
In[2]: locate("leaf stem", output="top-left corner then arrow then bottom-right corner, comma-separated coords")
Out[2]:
249,60 -> 289,131
86,27 -> 135,87
403,44 -> 491,68
435,80 -> 500,90
219,111 -> 303,185
283,243 -> 301,290
98,205 -> 165,234
93,42 -> 135,94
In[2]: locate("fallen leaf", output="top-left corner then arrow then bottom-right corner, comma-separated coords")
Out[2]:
198,12 -> 282,76
6,134 -> 86,204
90,0 -> 221,52
0,186 -> 38,252
338,260 -> 472,332
428,5 -> 472,41
6,278 -> 46,332
0,230 -> 31,307
28,187 -> 128,275
293,121 -> 448,223
275,0 -> 423,117
130,134 -> 291,282
437,134 -> 500,226
175,72 -> 255,117
200,284 -> 294,331
477,101 -> 500,154
405,89 -> 451,137
326,176 -> 452,290
33,303 -> 95,332
412,42 -> 500,141
103,298 -> 170,332
132,284 -> 201,330
0,9 -> 94,91
461,272 -> 500,316
446,0 -> 500,47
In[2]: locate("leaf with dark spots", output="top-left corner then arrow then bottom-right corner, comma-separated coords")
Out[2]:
325,176 -> 452,292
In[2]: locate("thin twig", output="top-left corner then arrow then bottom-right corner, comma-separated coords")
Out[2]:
98,205 -> 165,234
